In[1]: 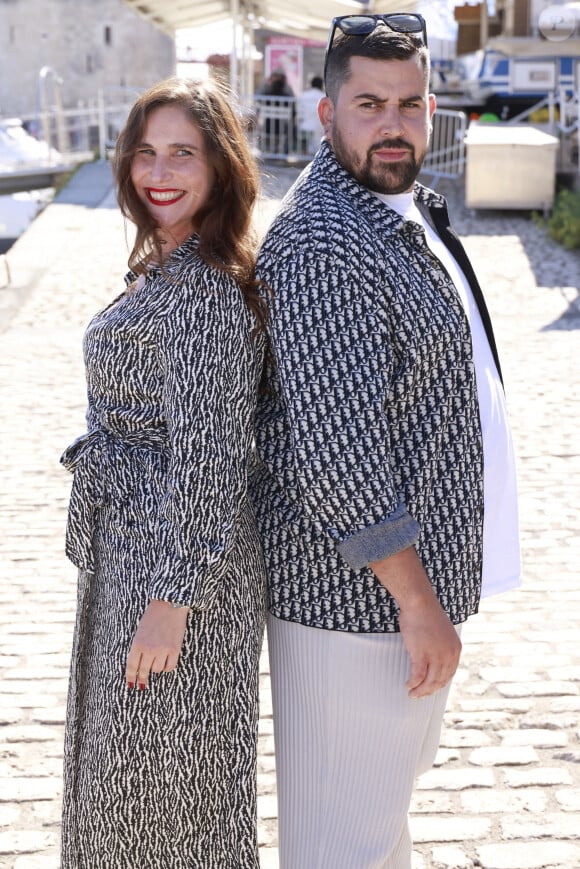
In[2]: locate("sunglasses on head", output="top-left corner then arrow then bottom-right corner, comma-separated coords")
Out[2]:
323,13 -> 428,85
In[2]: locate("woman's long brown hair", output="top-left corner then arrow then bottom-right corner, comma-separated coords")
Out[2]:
113,76 -> 265,329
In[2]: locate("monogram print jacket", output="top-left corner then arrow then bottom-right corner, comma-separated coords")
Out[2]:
250,142 -> 502,633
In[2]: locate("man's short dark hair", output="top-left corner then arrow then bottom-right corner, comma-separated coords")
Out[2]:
325,30 -> 430,102
310,75 -> 324,90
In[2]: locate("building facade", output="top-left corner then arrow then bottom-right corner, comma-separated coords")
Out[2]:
0,0 -> 175,118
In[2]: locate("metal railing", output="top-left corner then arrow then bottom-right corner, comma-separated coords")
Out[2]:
558,89 -> 579,175
251,96 -> 298,159
505,90 -> 579,174
3,88 -> 141,165
421,109 -> 468,185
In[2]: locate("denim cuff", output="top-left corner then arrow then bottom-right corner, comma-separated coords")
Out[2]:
336,504 -> 420,570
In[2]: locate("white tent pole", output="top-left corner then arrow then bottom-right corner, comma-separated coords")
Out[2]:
230,0 -> 239,95
245,19 -> 254,104
240,10 -> 248,104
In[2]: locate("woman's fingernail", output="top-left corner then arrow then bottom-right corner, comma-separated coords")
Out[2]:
128,682 -> 135,690
138,682 -> 146,691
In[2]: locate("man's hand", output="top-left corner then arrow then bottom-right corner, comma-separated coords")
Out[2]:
370,547 -> 461,699
126,600 -> 190,690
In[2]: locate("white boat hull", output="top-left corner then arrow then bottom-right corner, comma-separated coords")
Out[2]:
0,190 -> 52,252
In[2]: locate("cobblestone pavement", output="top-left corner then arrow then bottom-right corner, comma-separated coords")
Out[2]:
0,160 -> 579,869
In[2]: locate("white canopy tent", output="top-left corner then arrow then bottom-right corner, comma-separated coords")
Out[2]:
123,0 -> 420,101
122,0 -> 420,40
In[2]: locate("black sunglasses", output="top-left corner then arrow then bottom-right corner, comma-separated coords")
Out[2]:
324,13 -> 428,84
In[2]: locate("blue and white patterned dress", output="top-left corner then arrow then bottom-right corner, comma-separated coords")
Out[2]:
60,235 -> 266,868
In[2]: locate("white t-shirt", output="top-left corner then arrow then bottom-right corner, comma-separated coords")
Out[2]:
374,190 -> 522,598
297,88 -> 325,134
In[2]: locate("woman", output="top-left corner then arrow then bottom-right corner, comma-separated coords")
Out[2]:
60,77 -> 266,868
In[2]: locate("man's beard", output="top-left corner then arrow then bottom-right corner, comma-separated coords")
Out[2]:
331,127 -> 427,194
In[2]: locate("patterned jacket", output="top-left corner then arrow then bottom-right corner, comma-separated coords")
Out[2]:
251,142 -> 502,632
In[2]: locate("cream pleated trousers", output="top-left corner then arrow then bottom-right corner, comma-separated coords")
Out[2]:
268,615 -> 459,869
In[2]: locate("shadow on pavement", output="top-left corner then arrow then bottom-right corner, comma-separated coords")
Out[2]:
541,289 -> 580,330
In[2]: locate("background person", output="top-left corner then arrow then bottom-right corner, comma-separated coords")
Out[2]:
256,67 -> 295,154
256,67 -> 295,98
251,14 -> 521,868
60,76 -> 266,868
297,75 -> 325,155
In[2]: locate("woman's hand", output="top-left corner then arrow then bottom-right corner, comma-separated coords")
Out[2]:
126,600 -> 190,690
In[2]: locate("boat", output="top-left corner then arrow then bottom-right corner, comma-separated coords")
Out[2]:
0,189 -> 53,254
451,37 -> 580,119
0,118 -> 61,253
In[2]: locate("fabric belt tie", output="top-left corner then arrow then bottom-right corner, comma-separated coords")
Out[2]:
60,427 -> 167,572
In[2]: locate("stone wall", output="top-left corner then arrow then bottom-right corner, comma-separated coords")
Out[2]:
0,0 -> 175,117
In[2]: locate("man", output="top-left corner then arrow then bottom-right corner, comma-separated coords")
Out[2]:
297,75 -> 325,155
251,14 -> 521,868
256,67 -> 295,155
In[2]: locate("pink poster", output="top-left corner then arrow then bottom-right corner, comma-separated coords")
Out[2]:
266,43 -> 303,95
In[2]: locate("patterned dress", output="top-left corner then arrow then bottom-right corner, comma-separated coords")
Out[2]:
60,235 -> 266,868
